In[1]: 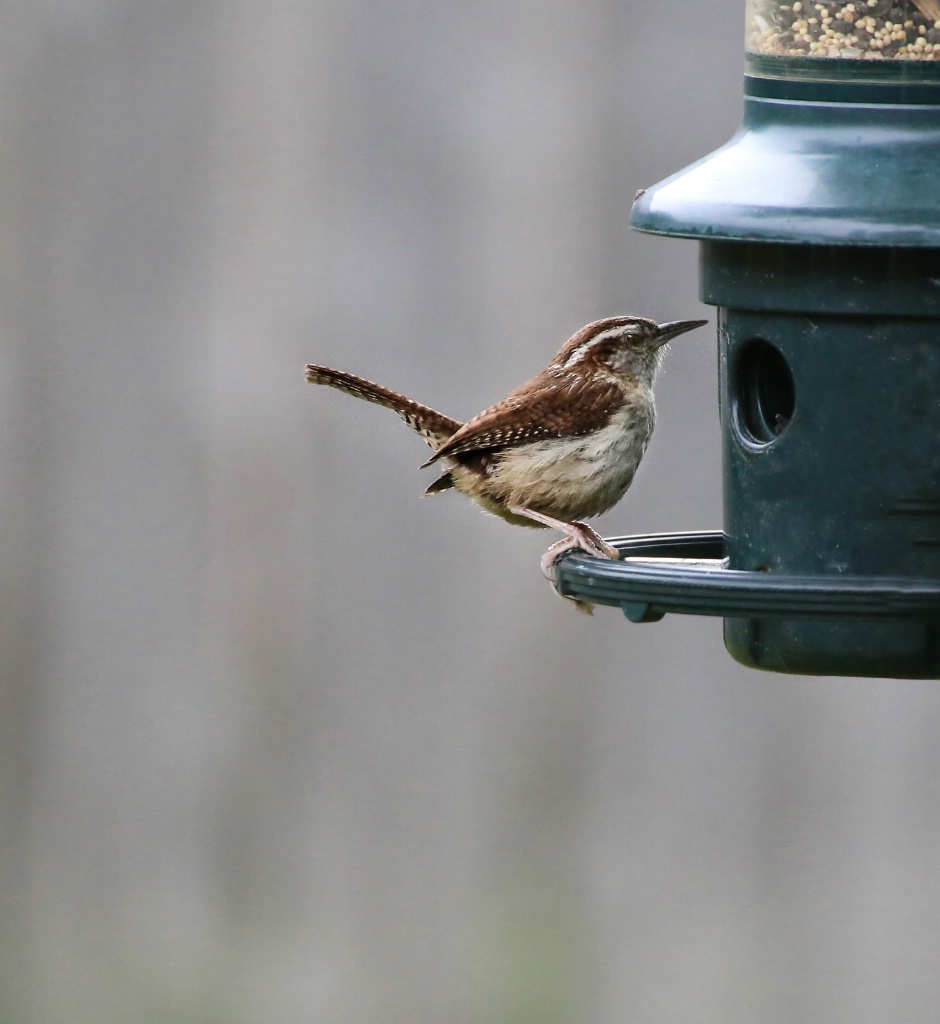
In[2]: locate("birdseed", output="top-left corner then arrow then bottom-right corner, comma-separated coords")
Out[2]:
747,0 -> 940,59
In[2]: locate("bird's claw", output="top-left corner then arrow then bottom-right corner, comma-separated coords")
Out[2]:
539,524 -> 620,615
508,507 -> 619,614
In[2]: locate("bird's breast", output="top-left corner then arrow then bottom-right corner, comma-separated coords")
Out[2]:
474,397 -> 655,521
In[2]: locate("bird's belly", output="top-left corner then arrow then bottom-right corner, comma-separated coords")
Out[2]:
481,416 -> 652,521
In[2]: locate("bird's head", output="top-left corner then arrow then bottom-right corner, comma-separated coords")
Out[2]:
553,315 -> 707,383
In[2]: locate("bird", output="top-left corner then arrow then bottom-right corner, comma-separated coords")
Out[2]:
306,315 -> 706,610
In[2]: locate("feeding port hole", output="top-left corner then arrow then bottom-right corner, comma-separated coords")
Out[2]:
732,337 -> 796,447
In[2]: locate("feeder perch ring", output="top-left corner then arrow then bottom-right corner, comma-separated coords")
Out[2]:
555,532 -> 940,624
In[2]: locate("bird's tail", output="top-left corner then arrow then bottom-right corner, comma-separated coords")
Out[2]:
305,365 -> 462,450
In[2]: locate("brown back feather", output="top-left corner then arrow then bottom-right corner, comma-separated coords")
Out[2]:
425,371 -> 620,465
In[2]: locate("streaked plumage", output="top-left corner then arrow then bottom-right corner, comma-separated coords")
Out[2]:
305,315 -> 706,606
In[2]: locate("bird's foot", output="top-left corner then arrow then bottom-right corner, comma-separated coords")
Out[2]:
537,527 -> 618,579
510,508 -> 620,614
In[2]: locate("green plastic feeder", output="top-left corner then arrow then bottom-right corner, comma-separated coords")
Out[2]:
556,0 -> 940,678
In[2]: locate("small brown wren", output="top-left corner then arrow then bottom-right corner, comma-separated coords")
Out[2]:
306,315 -> 706,607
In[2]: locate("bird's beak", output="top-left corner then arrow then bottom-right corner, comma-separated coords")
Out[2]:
653,319 -> 708,346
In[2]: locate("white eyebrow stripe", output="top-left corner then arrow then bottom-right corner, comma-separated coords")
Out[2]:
560,326 -> 635,370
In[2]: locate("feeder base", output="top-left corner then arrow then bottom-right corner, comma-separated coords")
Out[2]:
556,532 -> 940,679
725,617 -> 940,680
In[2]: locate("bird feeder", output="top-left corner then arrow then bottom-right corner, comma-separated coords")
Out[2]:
555,0 -> 940,678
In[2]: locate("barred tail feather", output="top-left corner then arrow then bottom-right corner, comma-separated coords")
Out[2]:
305,365 -> 462,450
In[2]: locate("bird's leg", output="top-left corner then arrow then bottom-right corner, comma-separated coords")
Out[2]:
511,506 -> 620,615
511,506 -> 619,568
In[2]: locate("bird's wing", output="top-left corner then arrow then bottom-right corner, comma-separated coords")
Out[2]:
424,373 -> 620,465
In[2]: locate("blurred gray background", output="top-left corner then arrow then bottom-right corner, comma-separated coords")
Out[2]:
3,2 -> 940,1023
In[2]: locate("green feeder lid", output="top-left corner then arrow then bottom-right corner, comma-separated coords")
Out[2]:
631,62 -> 940,247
